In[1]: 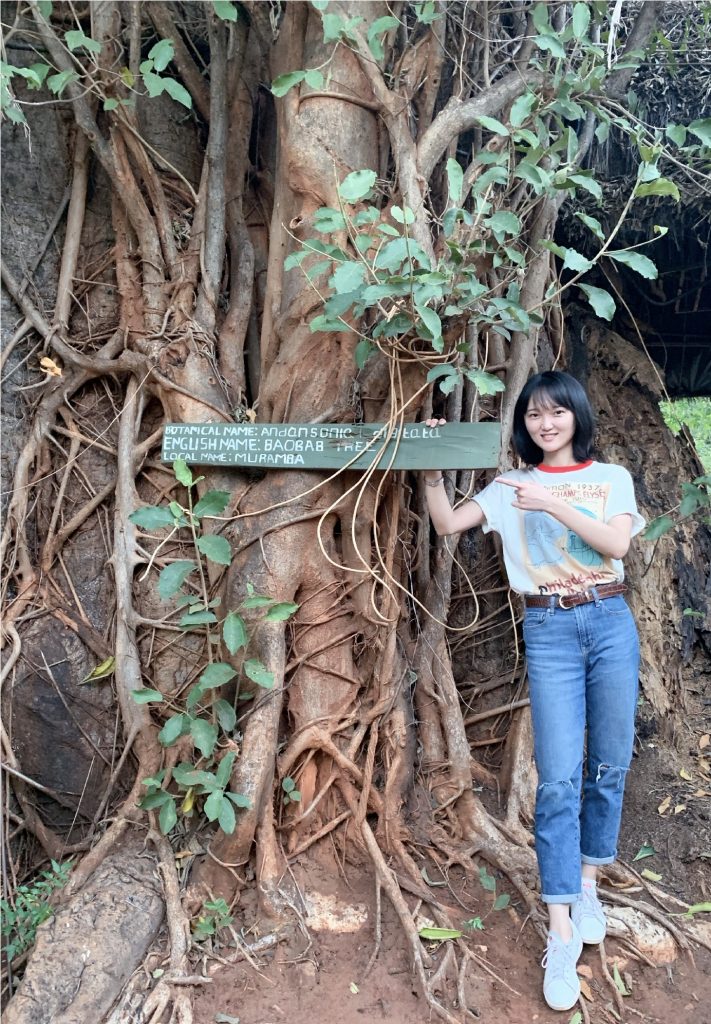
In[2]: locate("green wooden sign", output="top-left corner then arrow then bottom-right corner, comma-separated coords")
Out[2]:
161,422 -> 501,471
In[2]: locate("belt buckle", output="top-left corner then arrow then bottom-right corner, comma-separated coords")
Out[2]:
558,593 -> 576,610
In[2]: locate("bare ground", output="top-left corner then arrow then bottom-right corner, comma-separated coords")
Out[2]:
188,723 -> 711,1024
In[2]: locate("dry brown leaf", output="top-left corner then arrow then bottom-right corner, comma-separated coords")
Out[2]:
692,789 -> 710,798
680,768 -> 693,781
40,356 -> 62,376
579,979 -> 594,1001
674,804 -> 686,814
577,964 -> 593,978
699,734 -> 710,750
657,795 -> 671,815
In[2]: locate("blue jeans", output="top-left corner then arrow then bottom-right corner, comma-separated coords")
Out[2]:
522,594 -> 640,904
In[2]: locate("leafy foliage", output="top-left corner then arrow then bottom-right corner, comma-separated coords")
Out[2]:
129,460 -> 300,835
1,860 -> 72,961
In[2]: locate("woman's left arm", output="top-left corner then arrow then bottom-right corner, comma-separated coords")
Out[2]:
496,479 -> 633,559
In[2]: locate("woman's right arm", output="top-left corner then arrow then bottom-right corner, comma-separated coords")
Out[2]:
423,472 -> 486,535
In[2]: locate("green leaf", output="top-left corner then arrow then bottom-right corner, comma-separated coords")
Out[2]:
227,791 -> 251,808
565,173 -> 602,202
282,776 -> 296,793
682,902 -> 711,918
172,763 -> 215,787
391,205 -> 415,225
196,534 -> 232,566
129,505 -> 176,530
140,790 -> 171,809
418,927 -> 462,941
80,656 -> 116,684
475,114 -> 509,136
572,2 -> 590,38
242,595 -> 275,608
158,560 -> 195,600
486,211 -> 521,238
215,698 -> 236,733
595,120 -> 610,144
271,70 -> 305,98
159,798 -> 177,833
213,0 -> 239,21
427,365 -> 458,385
288,789 -> 301,802
204,790 -> 224,822
214,750 -> 236,790
179,609 -> 218,628
688,118 -> 711,147
446,158 -> 464,204
65,29 -> 102,54
338,169 -> 377,203
633,842 -> 656,861
162,77 -> 192,109
416,304 -> 443,351
193,490 -> 231,518
634,178 -> 680,202
330,261 -> 366,294
575,211 -> 604,241
664,124 -> 686,146
493,893 -> 510,910
158,713 -> 189,746
612,964 -> 629,996
131,688 -> 164,704
223,611 -> 248,654
464,368 -> 505,395
510,91 -> 536,128
643,514 -> 673,540
148,38 -> 174,72
174,458 -> 193,487
367,15 -> 399,60
534,33 -> 566,59
103,98 -> 119,111
354,339 -> 374,369
479,867 -> 496,892
46,69 -> 78,95
578,284 -> 615,321
568,1013 -> 583,1024
37,1 -> 52,17
264,601 -> 300,621
313,207 -> 347,232
243,659 -> 275,689
304,69 -> 324,89
641,867 -> 663,882
218,794 -> 236,833
199,662 -> 237,690
322,12 -> 363,43
563,247 -> 593,273
191,718 -> 218,758
608,250 -> 658,280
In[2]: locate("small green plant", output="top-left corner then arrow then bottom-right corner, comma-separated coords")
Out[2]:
463,916 -> 484,931
281,776 -> 302,805
478,865 -> 511,912
644,473 -> 710,541
128,458 -> 300,836
660,397 -> 711,472
191,897 -> 233,941
1,859 -> 72,961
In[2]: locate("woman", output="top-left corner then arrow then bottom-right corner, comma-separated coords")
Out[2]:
423,371 -> 644,1012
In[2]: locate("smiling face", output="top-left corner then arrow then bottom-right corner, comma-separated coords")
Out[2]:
524,392 -> 576,465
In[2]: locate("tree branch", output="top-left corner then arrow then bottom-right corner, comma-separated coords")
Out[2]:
605,0 -> 660,100
417,69 -> 544,180
149,2 -> 212,121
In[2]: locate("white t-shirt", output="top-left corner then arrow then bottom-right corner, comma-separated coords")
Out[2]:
473,460 -> 646,597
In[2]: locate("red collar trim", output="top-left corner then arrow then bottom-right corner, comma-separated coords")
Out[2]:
536,460 -> 593,474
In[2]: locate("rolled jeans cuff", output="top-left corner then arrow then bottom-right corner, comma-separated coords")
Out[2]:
581,853 -> 616,866
541,891 -> 580,905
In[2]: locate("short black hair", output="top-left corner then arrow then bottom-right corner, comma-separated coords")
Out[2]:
512,371 -> 596,465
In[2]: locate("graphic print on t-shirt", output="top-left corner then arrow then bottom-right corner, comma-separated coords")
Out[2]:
521,480 -> 614,595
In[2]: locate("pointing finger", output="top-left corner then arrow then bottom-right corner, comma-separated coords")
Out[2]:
494,477 -> 518,487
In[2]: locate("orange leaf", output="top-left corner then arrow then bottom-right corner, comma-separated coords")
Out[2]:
40,356 -> 63,376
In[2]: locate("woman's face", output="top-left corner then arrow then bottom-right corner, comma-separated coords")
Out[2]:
524,394 -> 576,457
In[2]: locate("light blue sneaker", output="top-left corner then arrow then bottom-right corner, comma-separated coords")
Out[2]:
571,882 -> 607,944
541,920 -> 583,1011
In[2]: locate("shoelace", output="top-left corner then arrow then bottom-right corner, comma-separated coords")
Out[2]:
579,886 -> 605,920
541,934 -> 577,979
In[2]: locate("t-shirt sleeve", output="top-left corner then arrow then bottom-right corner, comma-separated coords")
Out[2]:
472,477 -> 504,535
605,467 -> 646,536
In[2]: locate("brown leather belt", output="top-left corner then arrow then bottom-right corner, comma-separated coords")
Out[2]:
524,582 -> 627,610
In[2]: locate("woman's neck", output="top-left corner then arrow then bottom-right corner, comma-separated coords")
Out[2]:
541,445 -> 576,467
